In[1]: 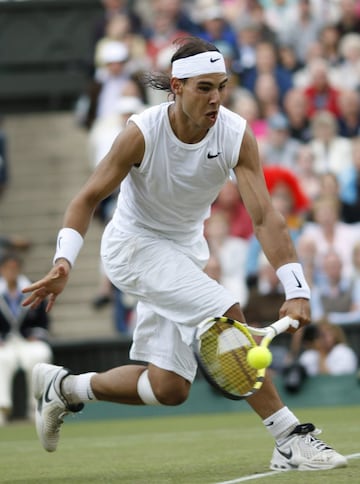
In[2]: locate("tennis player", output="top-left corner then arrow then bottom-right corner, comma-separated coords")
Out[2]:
22,37 -> 346,471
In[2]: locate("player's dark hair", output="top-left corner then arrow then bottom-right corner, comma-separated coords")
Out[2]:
143,37 -> 220,94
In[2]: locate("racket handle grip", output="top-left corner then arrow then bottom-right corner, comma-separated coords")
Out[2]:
272,316 -> 299,335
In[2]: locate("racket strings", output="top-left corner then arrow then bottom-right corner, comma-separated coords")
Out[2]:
199,321 -> 259,397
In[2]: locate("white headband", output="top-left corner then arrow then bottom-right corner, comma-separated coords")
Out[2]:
171,51 -> 226,79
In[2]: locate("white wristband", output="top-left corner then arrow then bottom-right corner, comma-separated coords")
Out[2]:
53,228 -> 84,267
276,263 -> 311,300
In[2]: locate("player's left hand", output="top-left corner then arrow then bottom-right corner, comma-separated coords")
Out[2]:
278,298 -> 311,333
22,261 -> 70,312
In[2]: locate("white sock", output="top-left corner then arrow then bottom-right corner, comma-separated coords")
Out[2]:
263,407 -> 299,442
61,372 -> 97,404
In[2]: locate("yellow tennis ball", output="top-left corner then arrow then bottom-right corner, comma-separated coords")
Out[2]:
247,346 -> 272,370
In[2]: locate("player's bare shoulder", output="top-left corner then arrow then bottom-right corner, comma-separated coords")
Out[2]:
110,120 -> 145,169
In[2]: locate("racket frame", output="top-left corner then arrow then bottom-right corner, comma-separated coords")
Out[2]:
193,316 -> 299,400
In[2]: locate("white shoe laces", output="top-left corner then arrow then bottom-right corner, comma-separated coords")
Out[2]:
303,429 -> 332,451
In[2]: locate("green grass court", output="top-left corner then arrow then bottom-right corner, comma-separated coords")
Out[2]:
1,405 -> 359,483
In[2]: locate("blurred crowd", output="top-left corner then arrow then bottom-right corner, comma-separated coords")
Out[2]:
77,0 -> 360,345
1,0 -> 360,413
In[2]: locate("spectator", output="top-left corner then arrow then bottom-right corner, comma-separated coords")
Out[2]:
331,33 -> 360,91
315,170 -> 349,220
351,241 -> 360,281
334,0 -> 360,39
318,23 -> 342,66
211,179 -> 253,240
240,41 -> 293,103
263,0 -> 298,43
88,0 -> 145,78
230,92 -> 268,141
277,43 -> 303,75
92,0 -> 144,48
166,0 -> 202,35
244,253 -> 286,325
283,88 -> 312,143
303,58 -> 341,118
309,110 -> 353,177
238,1 -> 278,44
89,95 -> 145,334
135,0 -> 200,37
94,13 -> 148,73
317,171 -> 342,199
293,144 -> 322,202
338,136 -> 360,223
204,210 -> 249,307
88,94 -> 146,170
195,3 -> 239,61
281,0 -> 324,65
263,164 -> 310,226
253,72 -> 282,118
299,320 -> 358,376
81,41 -> 142,132
0,235 -> 31,260
309,0 -> 341,23
292,40 -> 324,88
261,112 -> 302,169
232,18 -> 261,76
337,88 -> 360,138
0,252 -> 52,425
310,249 -> 360,324
142,6 -> 189,70
297,195 -> 360,284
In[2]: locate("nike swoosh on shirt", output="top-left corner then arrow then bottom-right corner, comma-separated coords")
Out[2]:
291,271 -> 302,288
207,152 -> 221,159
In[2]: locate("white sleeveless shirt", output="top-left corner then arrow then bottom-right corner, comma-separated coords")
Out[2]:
112,101 -> 246,243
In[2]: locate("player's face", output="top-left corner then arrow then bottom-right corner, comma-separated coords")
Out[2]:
179,74 -> 228,129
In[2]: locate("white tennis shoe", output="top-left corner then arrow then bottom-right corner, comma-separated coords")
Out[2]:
270,423 -> 348,471
32,363 -> 84,452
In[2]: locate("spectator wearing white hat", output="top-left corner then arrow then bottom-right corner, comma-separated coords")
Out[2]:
89,94 -> 146,168
82,41 -> 142,131
88,93 -> 146,334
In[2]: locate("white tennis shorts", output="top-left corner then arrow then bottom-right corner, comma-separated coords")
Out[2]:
101,221 -> 237,382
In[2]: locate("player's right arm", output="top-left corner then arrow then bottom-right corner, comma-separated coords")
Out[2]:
22,122 -> 145,311
62,121 -> 145,237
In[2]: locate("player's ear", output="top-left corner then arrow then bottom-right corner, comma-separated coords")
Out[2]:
171,77 -> 183,95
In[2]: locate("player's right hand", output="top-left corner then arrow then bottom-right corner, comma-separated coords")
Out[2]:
22,261 -> 71,312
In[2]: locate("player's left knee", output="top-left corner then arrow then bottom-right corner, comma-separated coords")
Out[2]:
137,369 -> 190,406
154,385 -> 189,406
150,373 -> 190,406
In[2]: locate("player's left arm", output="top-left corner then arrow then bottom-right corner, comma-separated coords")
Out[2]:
233,125 -> 311,328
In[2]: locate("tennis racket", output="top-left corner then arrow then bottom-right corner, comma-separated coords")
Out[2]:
192,316 -> 299,400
